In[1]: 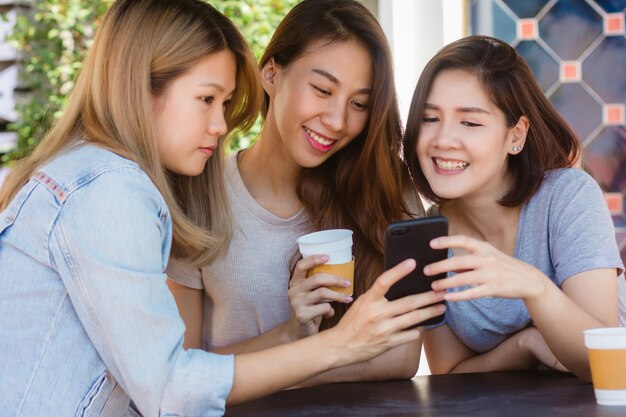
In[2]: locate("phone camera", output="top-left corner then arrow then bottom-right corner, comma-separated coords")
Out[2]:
390,228 -> 408,237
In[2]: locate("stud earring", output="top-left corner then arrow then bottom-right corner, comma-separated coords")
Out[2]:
512,145 -> 524,152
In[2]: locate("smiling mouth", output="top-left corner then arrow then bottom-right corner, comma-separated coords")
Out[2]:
434,158 -> 469,170
303,126 -> 335,147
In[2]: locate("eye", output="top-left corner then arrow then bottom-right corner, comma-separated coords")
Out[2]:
461,121 -> 482,127
201,96 -> 214,105
223,99 -> 231,109
422,116 -> 439,123
311,84 -> 331,96
351,100 -> 368,111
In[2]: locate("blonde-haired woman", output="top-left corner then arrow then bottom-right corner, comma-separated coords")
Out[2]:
0,0 -> 445,415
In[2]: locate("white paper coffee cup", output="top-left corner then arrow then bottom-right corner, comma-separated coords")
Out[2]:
296,229 -> 353,264
583,327 -> 626,406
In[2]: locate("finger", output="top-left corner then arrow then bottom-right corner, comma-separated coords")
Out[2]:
295,304 -> 334,324
290,255 -> 330,286
301,286 -> 352,304
390,302 -> 446,332
384,327 -> 423,347
385,290 -> 446,317
430,234 -> 483,252
368,259 -> 417,298
443,286 -> 489,302
430,269 -> 487,291
424,254 -> 482,277
302,273 -> 352,291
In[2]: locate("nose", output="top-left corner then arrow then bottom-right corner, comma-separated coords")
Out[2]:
320,99 -> 347,133
431,119 -> 460,149
207,108 -> 228,137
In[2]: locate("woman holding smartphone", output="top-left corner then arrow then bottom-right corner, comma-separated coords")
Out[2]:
0,1 -> 445,415
402,35 -> 623,381
167,0 -> 429,386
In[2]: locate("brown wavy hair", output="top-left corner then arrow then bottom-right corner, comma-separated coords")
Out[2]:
403,35 -> 580,207
0,0 -> 262,267
260,0 -> 420,329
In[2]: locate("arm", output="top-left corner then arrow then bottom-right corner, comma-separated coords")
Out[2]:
166,279 -> 203,349
227,259 -> 447,404
525,269 -> 617,379
427,236 -> 618,380
292,338 -> 422,387
427,324 -> 566,374
211,254 -> 344,355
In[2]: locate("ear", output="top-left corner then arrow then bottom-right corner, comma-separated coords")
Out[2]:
261,58 -> 278,97
508,115 -> 529,155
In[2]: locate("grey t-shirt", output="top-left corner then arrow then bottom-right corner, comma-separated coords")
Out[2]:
436,168 -> 624,352
167,153 -> 309,350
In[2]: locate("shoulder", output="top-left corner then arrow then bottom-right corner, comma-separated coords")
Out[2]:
38,144 -> 161,206
532,168 -> 603,207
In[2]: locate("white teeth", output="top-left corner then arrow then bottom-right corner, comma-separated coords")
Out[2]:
304,127 -> 333,146
435,158 -> 469,170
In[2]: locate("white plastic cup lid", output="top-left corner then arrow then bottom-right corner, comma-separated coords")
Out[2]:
584,327 -> 626,349
297,229 -> 353,264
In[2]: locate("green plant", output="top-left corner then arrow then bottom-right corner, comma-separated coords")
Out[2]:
1,0 -> 300,164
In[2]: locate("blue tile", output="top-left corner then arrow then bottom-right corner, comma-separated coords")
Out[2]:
594,0 -> 626,13
551,83 -> 603,140
516,41 -> 559,90
471,0 -> 517,43
583,36 -> 626,102
502,0 -> 550,18
583,126 -> 626,192
540,0 -> 604,59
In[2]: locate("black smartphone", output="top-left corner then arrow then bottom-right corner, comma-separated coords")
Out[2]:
384,216 -> 448,326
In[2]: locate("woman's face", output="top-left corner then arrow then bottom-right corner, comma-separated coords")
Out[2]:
152,49 -> 236,176
263,39 -> 373,168
416,69 -> 524,203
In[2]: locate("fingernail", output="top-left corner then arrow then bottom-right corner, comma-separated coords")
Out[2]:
345,296 -> 353,302
423,266 -> 430,275
343,280 -> 351,287
319,255 -> 329,262
436,290 -> 446,299
430,238 -> 439,248
430,280 -> 438,290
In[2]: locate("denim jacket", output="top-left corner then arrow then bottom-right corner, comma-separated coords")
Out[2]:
0,144 -> 233,417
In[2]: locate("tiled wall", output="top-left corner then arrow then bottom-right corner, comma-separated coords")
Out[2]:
471,0 -> 626,261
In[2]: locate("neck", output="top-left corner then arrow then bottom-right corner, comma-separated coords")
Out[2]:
236,121 -> 303,217
442,198 -> 521,253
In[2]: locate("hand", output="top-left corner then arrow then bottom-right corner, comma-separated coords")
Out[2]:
425,235 -> 548,302
329,259 -> 447,364
287,255 -> 353,339
518,327 -> 569,372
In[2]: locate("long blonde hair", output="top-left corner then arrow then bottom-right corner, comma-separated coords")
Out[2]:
0,0 -> 262,267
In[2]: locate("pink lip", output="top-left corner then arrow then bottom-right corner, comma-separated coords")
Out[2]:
199,147 -> 215,157
303,127 -> 335,153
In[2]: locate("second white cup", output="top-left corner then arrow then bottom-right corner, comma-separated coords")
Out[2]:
296,229 -> 353,264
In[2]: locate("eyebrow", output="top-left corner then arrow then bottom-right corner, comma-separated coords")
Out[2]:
312,68 -> 372,94
198,82 -> 236,96
425,103 -> 491,114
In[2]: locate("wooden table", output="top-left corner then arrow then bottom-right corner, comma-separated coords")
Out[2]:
225,371 -> 626,416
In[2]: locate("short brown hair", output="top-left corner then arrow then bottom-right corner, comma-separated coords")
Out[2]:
403,35 -> 580,207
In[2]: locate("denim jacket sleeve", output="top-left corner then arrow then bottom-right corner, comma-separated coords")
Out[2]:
48,166 -> 234,417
